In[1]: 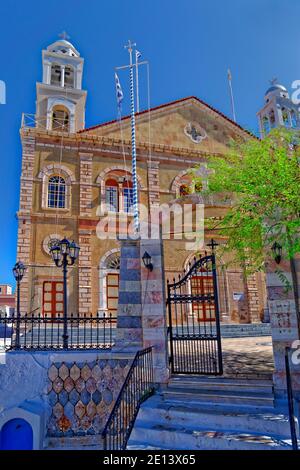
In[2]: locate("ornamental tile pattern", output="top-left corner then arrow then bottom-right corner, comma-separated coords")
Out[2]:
47,359 -> 130,437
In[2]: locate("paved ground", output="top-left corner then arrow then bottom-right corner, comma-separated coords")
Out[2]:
221,336 -> 274,378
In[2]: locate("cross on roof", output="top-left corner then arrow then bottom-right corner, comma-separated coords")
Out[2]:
269,77 -> 278,86
207,238 -> 219,253
124,39 -> 136,52
59,31 -> 70,41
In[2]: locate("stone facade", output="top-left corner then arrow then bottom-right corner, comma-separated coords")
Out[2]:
16,39 -> 267,324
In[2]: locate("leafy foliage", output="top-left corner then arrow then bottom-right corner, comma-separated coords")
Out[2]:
192,129 -> 300,273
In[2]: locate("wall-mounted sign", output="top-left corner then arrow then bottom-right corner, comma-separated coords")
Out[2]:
233,292 -> 244,301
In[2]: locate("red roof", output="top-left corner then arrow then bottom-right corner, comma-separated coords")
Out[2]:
79,96 -> 253,137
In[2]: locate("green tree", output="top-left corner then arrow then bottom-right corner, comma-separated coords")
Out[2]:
192,129 -> 300,275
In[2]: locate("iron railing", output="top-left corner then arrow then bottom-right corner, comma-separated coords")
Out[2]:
285,347 -> 299,450
101,347 -> 154,450
0,312 -> 116,350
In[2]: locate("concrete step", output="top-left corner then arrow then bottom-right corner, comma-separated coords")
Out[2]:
136,395 -> 291,438
168,376 -> 273,394
162,389 -> 274,407
129,421 -> 292,450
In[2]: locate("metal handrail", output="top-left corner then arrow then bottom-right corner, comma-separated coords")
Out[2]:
101,347 -> 154,450
285,347 -> 299,450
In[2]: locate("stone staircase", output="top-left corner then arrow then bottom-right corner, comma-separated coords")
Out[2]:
128,376 -> 295,450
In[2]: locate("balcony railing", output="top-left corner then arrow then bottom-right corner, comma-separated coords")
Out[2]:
0,312 -> 116,351
21,113 -> 71,133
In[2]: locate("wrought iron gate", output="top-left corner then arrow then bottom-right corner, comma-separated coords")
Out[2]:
167,253 -> 223,375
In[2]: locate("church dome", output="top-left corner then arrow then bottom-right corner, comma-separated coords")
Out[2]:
265,83 -> 288,97
47,39 -> 80,57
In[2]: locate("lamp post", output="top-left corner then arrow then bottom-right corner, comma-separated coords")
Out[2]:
50,238 -> 80,349
142,251 -> 153,271
12,261 -> 26,349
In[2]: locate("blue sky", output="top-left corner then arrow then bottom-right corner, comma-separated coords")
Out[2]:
1,0 -> 300,287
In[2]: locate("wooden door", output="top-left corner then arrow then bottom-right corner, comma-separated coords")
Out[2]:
191,274 -> 216,321
42,281 -> 64,317
106,273 -> 119,314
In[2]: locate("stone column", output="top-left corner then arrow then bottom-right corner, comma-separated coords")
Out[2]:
78,230 -> 92,316
140,237 -> 169,384
266,257 -> 300,399
16,135 -> 35,314
147,161 -> 160,208
116,239 -> 143,351
78,153 -> 93,316
246,273 -> 261,323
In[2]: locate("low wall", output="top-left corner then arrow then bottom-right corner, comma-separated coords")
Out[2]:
0,350 -> 135,449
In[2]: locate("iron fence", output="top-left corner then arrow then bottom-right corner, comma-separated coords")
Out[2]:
101,347 -> 154,450
0,312 -> 116,350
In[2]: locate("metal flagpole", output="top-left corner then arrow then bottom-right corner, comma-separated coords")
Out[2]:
135,50 -> 141,113
125,40 -> 139,233
227,69 -> 236,122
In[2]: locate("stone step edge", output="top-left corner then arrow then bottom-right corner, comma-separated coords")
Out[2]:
130,422 -> 292,449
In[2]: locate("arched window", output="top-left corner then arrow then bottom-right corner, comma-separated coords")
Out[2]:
290,110 -> 297,128
282,108 -> 290,127
105,178 -> 118,212
52,106 -> 70,132
262,116 -> 270,135
48,176 -> 66,208
269,110 -> 276,128
50,64 -> 61,86
103,172 -> 135,213
179,184 -> 190,197
64,66 -> 74,88
123,180 -> 133,213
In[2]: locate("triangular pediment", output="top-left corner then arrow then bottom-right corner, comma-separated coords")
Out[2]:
81,97 -> 252,153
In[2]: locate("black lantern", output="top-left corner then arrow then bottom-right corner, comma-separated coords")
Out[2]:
12,261 -> 26,349
13,261 -> 26,282
271,242 -> 282,264
49,237 -> 80,348
142,251 -> 153,271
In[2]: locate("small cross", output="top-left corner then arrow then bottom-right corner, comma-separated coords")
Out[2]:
124,39 -> 136,52
269,77 -> 278,86
59,31 -> 70,41
207,238 -> 219,253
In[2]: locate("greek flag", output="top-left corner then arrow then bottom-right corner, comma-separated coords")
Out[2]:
136,50 -> 142,61
115,73 -> 124,112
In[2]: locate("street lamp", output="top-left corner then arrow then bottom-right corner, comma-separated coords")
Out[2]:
142,251 -> 153,271
12,261 -> 26,349
271,242 -> 282,264
50,238 -> 80,349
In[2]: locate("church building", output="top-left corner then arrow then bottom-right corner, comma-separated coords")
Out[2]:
17,37 -> 275,324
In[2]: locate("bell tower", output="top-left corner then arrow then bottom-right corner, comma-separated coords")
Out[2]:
36,33 -> 87,132
257,79 -> 300,137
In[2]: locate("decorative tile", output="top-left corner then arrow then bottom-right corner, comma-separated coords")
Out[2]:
81,415 -> 92,431
58,389 -> 69,407
75,401 -> 85,419
48,390 -> 58,407
96,401 -> 107,420
57,415 -> 71,432
64,401 -> 74,420
92,415 -> 103,433
86,377 -> 97,394
70,364 -> 80,381
58,363 -> 69,381
52,377 -> 64,394
69,389 -> 80,406
70,415 -> 80,432
64,377 -> 75,393
92,364 -> 102,381
81,364 -> 92,381
75,377 -> 85,393
80,388 -> 91,406
53,402 -> 64,419
48,364 -> 58,381
86,401 -> 97,419
103,388 -> 113,405
46,381 -> 53,394
92,390 -> 102,405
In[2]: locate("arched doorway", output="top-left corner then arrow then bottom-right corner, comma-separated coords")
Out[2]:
0,418 -> 33,450
99,250 -> 120,315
